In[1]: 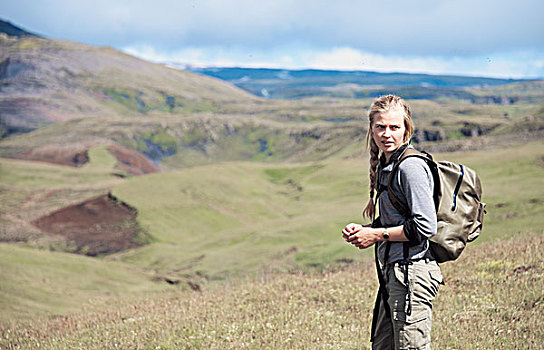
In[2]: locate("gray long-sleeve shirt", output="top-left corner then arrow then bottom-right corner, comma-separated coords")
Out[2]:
376,146 -> 437,264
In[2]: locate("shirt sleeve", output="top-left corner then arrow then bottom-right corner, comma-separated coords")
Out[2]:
395,157 -> 437,244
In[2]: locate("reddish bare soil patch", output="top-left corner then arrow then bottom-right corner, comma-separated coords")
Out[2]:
20,144 -> 89,167
18,143 -> 159,176
32,193 -> 147,256
107,144 -> 159,176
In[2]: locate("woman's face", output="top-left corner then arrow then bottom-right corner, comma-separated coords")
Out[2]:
372,107 -> 407,160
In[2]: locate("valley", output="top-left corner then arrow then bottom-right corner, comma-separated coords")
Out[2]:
0,23 -> 543,348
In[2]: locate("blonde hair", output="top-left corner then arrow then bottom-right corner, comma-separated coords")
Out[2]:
362,95 -> 414,219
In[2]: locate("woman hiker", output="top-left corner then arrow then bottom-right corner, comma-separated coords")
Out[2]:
342,95 -> 443,349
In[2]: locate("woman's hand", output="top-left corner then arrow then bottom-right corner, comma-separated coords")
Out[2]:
342,222 -> 378,249
342,223 -> 363,240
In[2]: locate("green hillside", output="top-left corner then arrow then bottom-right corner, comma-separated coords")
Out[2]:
109,140 -> 544,282
1,140 -> 542,323
1,97 -> 540,167
0,243 -> 163,320
0,34 -> 256,138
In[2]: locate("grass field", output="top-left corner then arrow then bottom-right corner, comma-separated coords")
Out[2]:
1,231 -> 542,349
1,139 -> 542,330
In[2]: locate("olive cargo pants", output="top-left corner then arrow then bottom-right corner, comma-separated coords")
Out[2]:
371,259 -> 443,350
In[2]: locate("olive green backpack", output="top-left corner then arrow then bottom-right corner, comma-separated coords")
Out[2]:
388,148 -> 486,263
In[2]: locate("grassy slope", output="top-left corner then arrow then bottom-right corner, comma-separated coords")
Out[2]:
0,35 -> 257,137
0,146 -> 118,189
2,232 -> 542,349
109,160 -> 367,281
0,244 -> 163,320
0,146 -> 170,319
0,145 -> 125,227
0,140 -> 542,325
0,146 -> 124,244
110,140 -> 544,282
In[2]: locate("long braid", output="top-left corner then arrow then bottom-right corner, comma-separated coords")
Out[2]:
363,136 -> 380,219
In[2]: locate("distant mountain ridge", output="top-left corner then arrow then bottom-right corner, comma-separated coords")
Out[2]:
190,67 -> 523,87
0,19 -> 41,38
189,67 -> 539,100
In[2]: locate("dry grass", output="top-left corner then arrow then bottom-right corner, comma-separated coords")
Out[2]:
2,231 -> 542,349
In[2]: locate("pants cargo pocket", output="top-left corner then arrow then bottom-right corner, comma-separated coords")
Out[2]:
395,308 -> 431,350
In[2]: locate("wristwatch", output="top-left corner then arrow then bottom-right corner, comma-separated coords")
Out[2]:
382,228 -> 390,240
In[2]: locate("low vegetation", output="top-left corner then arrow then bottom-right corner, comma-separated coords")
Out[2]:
1,231 -> 541,349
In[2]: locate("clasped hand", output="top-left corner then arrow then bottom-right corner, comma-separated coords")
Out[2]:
342,222 -> 377,249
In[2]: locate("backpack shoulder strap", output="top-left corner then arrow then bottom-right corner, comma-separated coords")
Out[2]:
387,148 -> 438,217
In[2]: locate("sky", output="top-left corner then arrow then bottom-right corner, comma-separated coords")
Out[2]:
2,0 -> 543,79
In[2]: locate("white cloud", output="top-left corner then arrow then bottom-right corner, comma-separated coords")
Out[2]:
3,0 -> 544,78
122,45 -> 295,69
122,45 -> 544,79
4,0 -> 544,54
305,48 -> 544,79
